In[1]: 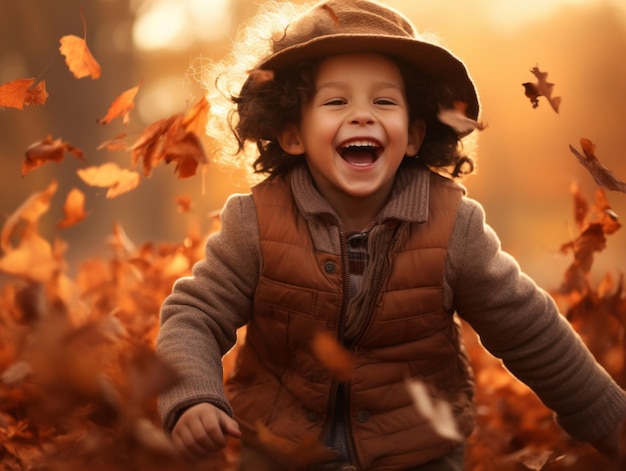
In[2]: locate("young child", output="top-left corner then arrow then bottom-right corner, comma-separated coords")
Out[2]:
156,1 -> 626,469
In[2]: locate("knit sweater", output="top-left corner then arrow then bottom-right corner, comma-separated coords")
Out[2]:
156,163 -> 626,445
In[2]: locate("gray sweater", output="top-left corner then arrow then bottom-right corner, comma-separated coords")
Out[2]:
157,164 -> 626,442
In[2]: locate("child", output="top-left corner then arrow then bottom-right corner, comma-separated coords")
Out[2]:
156,0 -> 626,469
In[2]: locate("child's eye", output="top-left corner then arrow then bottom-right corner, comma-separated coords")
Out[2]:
323,99 -> 346,106
374,98 -> 397,105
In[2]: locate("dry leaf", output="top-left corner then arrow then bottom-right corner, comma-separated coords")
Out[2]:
175,195 -> 192,213
97,82 -> 142,125
0,78 -> 48,110
97,133 -> 128,152
57,188 -> 88,229
405,379 -> 462,442
522,65 -> 561,113
569,138 -> 626,193
59,35 -> 101,80
77,162 -> 141,198
22,135 -> 84,176
310,330 -> 354,382
437,101 -> 486,134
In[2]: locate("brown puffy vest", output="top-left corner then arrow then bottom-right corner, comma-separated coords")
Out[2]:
225,172 -> 475,470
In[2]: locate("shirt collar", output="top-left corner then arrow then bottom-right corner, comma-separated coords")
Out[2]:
289,162 -> 433,225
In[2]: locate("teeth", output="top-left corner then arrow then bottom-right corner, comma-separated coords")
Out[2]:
341,140 -> 378,148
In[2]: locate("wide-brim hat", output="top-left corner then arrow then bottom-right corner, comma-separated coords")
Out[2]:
252,0 -> 480,135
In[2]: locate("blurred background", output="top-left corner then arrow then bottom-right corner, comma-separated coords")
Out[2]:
1,0 -> 625,289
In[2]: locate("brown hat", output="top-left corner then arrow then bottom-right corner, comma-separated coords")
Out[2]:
255,0 -> 480,128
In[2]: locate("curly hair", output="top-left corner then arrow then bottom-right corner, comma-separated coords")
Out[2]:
229,54 -> 476,180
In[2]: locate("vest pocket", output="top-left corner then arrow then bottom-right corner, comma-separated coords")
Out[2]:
255,276 -> 318,318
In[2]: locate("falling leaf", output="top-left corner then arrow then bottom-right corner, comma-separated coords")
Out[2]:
1,180 -> 57,253
97,133 -> 128,152
130,96 -> 209,178
97,82 -> 142,125
59,11 -> 101,79
569,138 -> 626,193
0,78 -> 48,110
77,162 -> 141,198
522,65 -> 561,113
310,330 -> 354,382
437,101 -> 486,134
57,188 -> 88,229
175,195 -> 192,213
22,135 -> 84,176
405,379 -> 462,442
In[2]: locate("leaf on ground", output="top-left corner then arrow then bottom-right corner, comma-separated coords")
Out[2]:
97,82 -> 142,125
57,188 -> 88,229
569,138 -> 626,193
0,78 -> 48,110
22,135 -> 85,176
522,65 -> 561,113
77,162 -> 141,198
405,379 -> 462,442
310,330 -> 354,382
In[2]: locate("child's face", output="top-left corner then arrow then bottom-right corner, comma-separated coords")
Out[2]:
279,52 -> 423,203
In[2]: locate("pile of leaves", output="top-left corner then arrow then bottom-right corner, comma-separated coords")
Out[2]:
2,10 -> 626,471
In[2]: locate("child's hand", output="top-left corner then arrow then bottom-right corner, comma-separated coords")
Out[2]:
171,402 -> 242,457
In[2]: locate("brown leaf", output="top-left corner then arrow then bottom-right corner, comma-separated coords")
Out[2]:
310,330 -> 354,382
0,78 -> 48,110
97,82 -> 142,125
522,65 -> 561,113
57,188 -> 88,229
22,135 -> 84,176
77,162 -> 141,198
569,138 -> 626,193
405,379 -> 462,442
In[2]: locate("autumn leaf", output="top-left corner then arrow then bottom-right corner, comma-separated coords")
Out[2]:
59,9 -> 101,80
569,138 -> 626,193
97,81 -> 142,125
175,195 -> 192,213
437,101 -> 486,134
522,65 -> 561,113
130,96 -> 209,178
310,330 -> 354,382
405,379 -> 462,442
57,188 -> 88,229
97,133 -> 128,152
0,78 -> 48,110
77,162 -> 141,198
22,135 -> 84,176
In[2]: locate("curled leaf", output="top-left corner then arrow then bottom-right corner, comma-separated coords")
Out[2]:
438,101 -> 486,134
97,82 -> 142,125
22,135 -> 84,176
522,65 -> 561,113
57,188 -> 88,229
569,138 -> 626,193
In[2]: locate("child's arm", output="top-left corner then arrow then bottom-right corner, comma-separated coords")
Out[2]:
447,197 -> 626,449
156,194 -> 260,434
171,402 -> 242,457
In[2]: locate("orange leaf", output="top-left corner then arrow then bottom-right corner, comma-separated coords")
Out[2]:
22,135 -> 84,176
1,180 -> 58,253
175,195 -> 192,213
310,330 -> 354,382
57,188 -> 88,229
97,82 -> 142,125
0,78 -> 48,110
569,138 -> 626,193
77,162 -> 141,198
97,133 -> 128,152
59,34 -> 101,79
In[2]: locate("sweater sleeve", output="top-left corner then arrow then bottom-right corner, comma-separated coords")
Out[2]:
447,197 -> 626,442
156,193 -> 260,433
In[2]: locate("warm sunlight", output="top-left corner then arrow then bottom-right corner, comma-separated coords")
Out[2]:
131,0 -> 232,51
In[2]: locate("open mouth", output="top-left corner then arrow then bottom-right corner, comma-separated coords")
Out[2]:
338,140 -> 383,167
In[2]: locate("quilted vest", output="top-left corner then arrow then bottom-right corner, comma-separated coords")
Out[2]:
225,172 -> 476,470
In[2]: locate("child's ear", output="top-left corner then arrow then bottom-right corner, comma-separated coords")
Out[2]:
277,124 -> 305,155
406,119 -> 426,156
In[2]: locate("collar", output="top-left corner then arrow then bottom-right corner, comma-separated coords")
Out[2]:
289,162 -> 432,226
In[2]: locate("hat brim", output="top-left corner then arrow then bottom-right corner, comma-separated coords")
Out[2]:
258,34 -> 480,122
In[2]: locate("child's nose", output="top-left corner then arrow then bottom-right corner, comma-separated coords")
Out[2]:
348,104 -> 375,125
